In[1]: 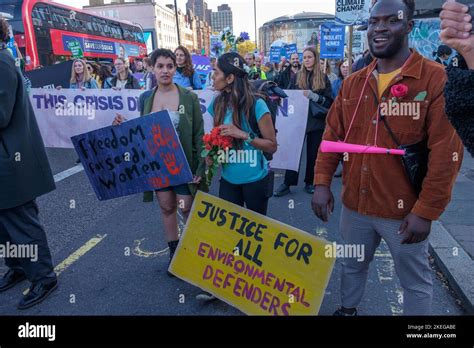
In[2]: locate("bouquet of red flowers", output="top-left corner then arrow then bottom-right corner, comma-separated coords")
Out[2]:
201,127 -> 233,186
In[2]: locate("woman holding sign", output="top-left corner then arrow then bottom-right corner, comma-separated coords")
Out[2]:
109,57 -> 141,90
56,59 -> 99,90
274,47 -> 333,197
69,59 -> 99,89
207,52 -> 277,215
112,49 -> 207,277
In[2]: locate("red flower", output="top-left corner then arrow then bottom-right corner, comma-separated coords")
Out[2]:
391,83 -> 409,99
201,126 -> 235,186
202,127 -> 234,152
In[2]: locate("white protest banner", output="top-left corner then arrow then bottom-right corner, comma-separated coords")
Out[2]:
335,0 -> 371,26
197,89 -> 309,172
31,88 -> 142,148
268,90 -> 309,172
31,88 -> 309,171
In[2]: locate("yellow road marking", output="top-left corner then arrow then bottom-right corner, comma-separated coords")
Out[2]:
22,234 -> 107,295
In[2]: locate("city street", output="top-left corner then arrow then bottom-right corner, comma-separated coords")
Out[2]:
0,144 -> 466,316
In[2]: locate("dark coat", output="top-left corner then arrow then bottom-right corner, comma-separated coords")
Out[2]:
0,49 -> 55,209
353,51 -> 373,73
445,55 -> 474,156
289,70 -> 334,133
110,72 -> 141,89
276,65 -> 298,89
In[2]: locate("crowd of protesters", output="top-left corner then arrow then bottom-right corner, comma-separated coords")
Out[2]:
1,0 -> 474,313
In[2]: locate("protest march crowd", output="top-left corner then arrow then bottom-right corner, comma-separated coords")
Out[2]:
1,0 -> 474,315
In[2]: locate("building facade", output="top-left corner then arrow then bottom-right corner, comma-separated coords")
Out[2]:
176,7 -> 195,53
86,0 -> 213,54
89,0 -> 150,5
210,4 -> 233,32
85,0 -> 181,51
156,4 -> 179,50
193,17 -> 211,56
186,0 -> 209,22
259,12 -> 335,56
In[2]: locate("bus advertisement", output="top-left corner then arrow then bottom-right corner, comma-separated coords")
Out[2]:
0,0 -> 147,70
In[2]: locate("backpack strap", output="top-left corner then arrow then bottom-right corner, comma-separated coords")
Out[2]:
248,96 -> 261,137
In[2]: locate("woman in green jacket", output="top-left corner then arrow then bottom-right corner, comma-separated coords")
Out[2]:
113,49 -> 208,276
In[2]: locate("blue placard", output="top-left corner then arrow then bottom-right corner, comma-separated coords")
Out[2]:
320,23 -> 345,60
71,111 -> 193,201
270,47 -> 282,63
284,44 -> 298,59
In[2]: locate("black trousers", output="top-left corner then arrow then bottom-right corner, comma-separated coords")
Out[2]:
219,174 -> 272,215
0,200 -> 56,284
284,129 -> 324,186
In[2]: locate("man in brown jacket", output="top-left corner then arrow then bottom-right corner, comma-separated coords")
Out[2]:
312,0 -> 464,315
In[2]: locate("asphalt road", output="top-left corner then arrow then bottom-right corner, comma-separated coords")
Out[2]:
0,145 -> 466,316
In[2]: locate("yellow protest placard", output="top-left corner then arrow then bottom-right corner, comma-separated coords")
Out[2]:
169,191 -> 335,315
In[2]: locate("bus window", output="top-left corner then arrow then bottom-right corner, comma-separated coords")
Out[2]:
134,30 -> 144,43
0,0 -> 24,35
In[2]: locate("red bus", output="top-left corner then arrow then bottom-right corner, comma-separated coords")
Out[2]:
0,0 -> 147,70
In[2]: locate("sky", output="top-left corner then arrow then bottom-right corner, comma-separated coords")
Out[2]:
53,0 -> 337,41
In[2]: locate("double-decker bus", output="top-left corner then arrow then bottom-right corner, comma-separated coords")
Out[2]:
0,0 -> 147,70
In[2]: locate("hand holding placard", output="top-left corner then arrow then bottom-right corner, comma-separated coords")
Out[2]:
71,111 -> 193,200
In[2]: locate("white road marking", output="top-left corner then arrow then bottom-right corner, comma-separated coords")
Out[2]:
375,241 -> 404,316
53,164 -> 84,183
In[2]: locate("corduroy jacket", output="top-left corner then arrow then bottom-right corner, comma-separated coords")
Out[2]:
315,50 -> 463,221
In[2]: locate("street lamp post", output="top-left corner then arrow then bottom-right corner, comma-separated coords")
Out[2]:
254,0 -> 257,51
174,0 -> 181,45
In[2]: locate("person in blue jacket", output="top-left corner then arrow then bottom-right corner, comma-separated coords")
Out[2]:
331,59 -> 350,99
173,45 -> 202,90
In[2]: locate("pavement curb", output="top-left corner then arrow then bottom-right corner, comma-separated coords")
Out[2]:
429,221 -> 474,314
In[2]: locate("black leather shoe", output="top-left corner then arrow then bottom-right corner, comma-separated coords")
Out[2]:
0,269 -> 26,292
17,279 -> 58,310
333,307 -> 358,316
167,241 -> 178,278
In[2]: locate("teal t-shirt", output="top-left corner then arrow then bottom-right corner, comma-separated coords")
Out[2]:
208,98 -> 270,185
